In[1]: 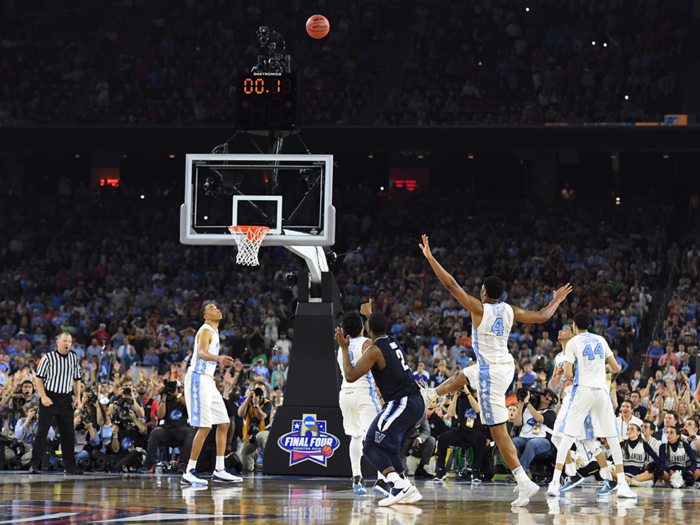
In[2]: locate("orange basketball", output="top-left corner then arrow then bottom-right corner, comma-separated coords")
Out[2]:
322,445 -> 333,457
306,15 -> 330,39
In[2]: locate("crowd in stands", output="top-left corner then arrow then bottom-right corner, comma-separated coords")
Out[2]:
378,0 -> 691,125
0,171 -> 687,479
0,0 -> 693,126
0,0 -> 401,126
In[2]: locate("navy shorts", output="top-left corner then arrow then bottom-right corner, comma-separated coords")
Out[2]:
367,392 -> 424,455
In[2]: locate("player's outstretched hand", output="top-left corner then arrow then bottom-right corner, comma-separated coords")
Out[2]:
220,355 -> 234,367
360,299 -> 373,318
419,234 -> 433,259
334,327 -> 350,350
552,283 -> 573,303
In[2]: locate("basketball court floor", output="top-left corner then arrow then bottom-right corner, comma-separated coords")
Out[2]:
0,472 -> 696,524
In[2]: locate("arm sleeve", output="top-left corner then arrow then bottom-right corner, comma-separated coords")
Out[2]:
644,442 -> 661,464
36,356 -> 49,379
542,410 -> 557,430
659,446 -> 668,471
685,442 -> 697,472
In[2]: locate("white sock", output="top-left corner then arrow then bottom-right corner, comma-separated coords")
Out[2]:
387,471 -> 409,489
513,466 -> 529,485
349,436 -> 363,478
552,467 -> 563,483
187,459 -> 197,473
377,471 -> 387,482
565,462 -> 577,476
615,470 -> 628,485
599,465 -> 612,481
215,456 -> 225,471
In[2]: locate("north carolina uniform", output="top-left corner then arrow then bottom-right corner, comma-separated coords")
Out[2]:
462,302 -> 515,426
365,336 -> 423,454
184,323 -> 229,428
552,352 -> 595,441
559,333 -> 618,439
338,336 -> 382,438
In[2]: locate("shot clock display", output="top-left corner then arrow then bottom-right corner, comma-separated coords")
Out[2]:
235,73 -> 300,130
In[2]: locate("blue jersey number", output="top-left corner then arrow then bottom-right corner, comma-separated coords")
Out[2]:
395,350 -> 410,371
491,317 -> 504,336
582,343 -> 604,360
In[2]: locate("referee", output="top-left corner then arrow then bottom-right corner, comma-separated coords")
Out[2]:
29,332 -> 83,474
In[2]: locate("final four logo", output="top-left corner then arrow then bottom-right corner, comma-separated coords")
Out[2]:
278,413 -> 340,466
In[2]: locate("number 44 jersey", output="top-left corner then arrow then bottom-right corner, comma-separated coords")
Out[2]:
473,302 -> 516,366
564,333 -> 613,390
371,336 -> 420,402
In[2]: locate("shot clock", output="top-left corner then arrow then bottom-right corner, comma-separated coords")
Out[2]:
235,73 -> 300,130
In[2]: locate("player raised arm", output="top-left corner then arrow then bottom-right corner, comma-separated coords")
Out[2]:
334,328 -> 385,382
197,329 -> 233,366
419,235 -> 484,316
511,284 -> 572,324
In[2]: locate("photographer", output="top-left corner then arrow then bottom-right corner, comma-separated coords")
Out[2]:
9,379 -> 40,422
12,402 -> 53,467
73,391 -> 101,465
91,407 -> 148,472
106,377 -> 145,421
138,380 -> 196,473
237,381 -> 272,472
511,387 -> 557,476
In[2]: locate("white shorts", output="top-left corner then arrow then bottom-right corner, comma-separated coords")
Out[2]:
339,388 -> 381,438
462,362 -> 513,427
552,399 -> 595,440
185,371 -> 229,428
559,386 -> 618,439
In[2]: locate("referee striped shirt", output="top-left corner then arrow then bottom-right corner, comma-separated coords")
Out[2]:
36,350 -> 82,395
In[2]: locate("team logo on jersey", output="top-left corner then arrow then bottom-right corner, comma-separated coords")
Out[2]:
277,413 -> 340,466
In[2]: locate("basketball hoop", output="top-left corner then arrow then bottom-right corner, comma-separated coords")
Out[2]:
228,226 -> 269,266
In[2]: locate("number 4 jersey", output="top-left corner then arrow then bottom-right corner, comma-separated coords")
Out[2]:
473,302 -> 515,366
371,336 -> 420,402
565,333 -> 612,390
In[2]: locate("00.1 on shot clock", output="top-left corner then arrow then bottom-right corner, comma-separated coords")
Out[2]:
235,73 -> 300,130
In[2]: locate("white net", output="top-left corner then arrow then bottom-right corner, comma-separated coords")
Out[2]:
228,226 -> 269,266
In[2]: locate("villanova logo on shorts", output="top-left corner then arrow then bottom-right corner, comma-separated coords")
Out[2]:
277,414 -> 340,466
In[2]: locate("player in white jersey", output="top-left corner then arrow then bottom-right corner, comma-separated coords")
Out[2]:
336,311 -> 386,496
548,327 -> 619,496
182,304 -> 241,486
419,234 -> 571,507
551,312 -> 637,500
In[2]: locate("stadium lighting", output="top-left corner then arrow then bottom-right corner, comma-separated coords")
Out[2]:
380,186 -> 384,191
615,197 -> 621,205
592,41 -> 596,46
525,7 -> 529,12
204,216 -> 208,220
603,43 -> 608,47
624,95 -> 629,100
140,195 -> 145,199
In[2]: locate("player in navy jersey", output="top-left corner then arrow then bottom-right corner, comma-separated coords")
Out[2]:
335,301 -> 424,507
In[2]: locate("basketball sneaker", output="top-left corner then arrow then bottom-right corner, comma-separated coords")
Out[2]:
511,481 -> 539,507
616,483 -> 638,499
546,479 -> 561,497
433,469 -> 447,482
212,468 -> 242,483
597,479 -> 615,496
398,486 -> 423,504
352,476 -> 367,495
181,470 -> 208,486
377,485 -> 416,507
372,479 -> 391,497
559,473 -> 585,492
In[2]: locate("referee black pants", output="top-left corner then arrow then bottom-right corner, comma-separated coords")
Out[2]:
30,392 -> 76,470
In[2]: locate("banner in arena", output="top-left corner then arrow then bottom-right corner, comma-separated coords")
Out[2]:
277,413 -> 340,466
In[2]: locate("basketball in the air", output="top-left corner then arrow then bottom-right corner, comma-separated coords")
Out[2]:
322,445 -> 333,457
306,15 -> 330,39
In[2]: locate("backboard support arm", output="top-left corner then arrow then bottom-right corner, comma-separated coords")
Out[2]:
285,246 -> 328,284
